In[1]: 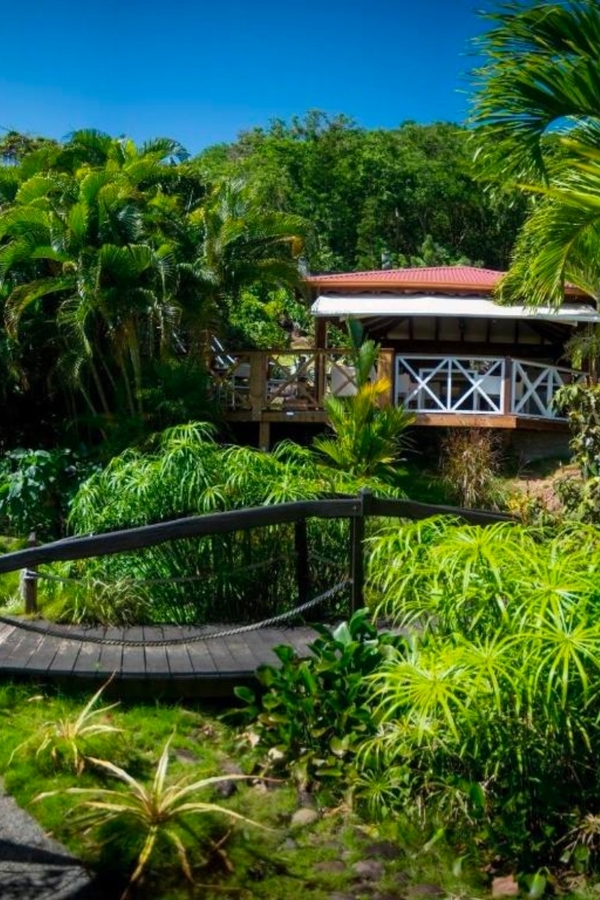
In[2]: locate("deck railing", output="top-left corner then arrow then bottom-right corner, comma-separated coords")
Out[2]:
395,355 -> 583,419
209,349 -> 390,414
210,349 -> 583,421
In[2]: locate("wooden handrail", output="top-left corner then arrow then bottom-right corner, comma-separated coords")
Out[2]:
0,493 -> 512,578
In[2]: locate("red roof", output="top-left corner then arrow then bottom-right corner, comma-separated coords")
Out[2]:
305,266 -> 503,293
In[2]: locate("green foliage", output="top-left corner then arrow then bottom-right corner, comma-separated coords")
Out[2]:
314,336 -> 414,482
200,113 -> 525,273
11,680 -> 121,773
226,287 -> 312,349
45,424 -> 401,625
36,736 -> 267,897
0,132 -> 308,446
235,609 -> 405,796
553,382 -> 600,522
472,1 -> 600,306
0,684 -> 499,898
366,515 -> 600,868
439,429 -> 504,509
0,447 -> 96,539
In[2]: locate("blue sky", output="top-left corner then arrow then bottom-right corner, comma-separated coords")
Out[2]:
1,0 -> 491,154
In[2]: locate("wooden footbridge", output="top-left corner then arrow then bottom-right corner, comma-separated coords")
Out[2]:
0,492 -> 509,697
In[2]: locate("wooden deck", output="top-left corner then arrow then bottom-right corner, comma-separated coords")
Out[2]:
0,617 -> 317,698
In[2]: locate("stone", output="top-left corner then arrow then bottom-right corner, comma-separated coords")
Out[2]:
174,747 -> 198,764
315,860 -> 347,874
352,859 -> 386,880
298,789 -> 318,808
290,807 -> 319,828
491,875 -> 520,897
268,747 -> 286,764
364,840 -> 402,860
0,780 -> 95,900
214,759 -> 244,797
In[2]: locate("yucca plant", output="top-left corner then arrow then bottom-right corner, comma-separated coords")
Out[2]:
36,736 -> 268,897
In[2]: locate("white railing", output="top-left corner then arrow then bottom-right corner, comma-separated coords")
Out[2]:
396,355 -> 506,415
511,359 -> 582,419
395,355 -> 581,419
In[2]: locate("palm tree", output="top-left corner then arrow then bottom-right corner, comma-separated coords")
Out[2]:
0,131 -> 191,422
471,0 -> 600,306
191,178 -> 310,333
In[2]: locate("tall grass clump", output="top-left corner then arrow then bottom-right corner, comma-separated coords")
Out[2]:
48,423 -> 403,625
365,517 -> 600,870
439,429 -> 504,509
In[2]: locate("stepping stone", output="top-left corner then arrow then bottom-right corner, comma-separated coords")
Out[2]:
0,781 -> 95,900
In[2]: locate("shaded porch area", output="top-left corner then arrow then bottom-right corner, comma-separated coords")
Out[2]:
209,348 -> 580,446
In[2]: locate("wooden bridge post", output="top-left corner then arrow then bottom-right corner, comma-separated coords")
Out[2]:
22,532 -> 38,615
350,489 -> 372,614
295,519 -> 310,603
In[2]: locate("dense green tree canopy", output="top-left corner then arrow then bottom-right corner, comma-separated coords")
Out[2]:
196,112 -> 527,272
0,130 -> 307,445
0,117 -> 527,448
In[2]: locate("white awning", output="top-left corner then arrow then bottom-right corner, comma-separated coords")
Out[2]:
311,293 -> 600,325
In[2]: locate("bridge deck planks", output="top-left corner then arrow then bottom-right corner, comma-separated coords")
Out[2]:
0,617 -> 317,697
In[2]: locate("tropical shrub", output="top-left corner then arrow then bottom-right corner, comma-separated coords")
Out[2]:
0,447 -> 96,539
553,382 -> 600,523
365,516 -> 600,869
438,429 -> 504,509
235,609 -> 406,799
314,330 -> 414,483
43,423 -> 403,625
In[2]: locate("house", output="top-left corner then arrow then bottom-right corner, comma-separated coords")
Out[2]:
211,266 -> 600,454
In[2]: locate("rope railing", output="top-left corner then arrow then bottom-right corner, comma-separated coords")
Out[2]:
26,552 -> 295,587
0,580 -> 351,646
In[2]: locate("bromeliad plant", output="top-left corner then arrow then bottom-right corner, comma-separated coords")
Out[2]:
236,609 -> 406,793
364,516 -> 600,869
35,735 -> 268,898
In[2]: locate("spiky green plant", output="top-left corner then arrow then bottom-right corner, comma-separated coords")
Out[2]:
11,680 -> 121,772
314,336 -> 414,482
35,736 -> 268,897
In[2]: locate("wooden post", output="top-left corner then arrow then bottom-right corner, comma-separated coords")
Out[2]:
502,357 -> 513,415
22,531 -> 38,615
249,352 -> 265,421
377,348 -> 395,407
258,421 -> 271,452
314,320 -> 327,405
294,519 -> 310,604
349,489 -> 372,614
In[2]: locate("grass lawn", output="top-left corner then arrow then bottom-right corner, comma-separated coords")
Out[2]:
0,680 -> 491,900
